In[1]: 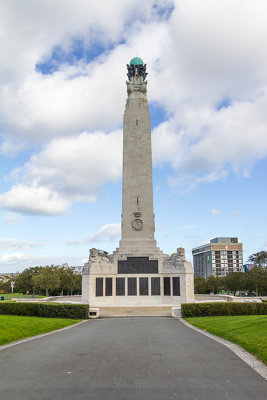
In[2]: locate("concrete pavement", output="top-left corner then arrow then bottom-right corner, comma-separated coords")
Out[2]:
0,318 -> 266,400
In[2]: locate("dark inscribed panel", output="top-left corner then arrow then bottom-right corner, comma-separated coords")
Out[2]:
118,257 -> 158,274
105,278 -> 112,296
116,278 -> 125,296
96,278 -> 103,297
164,277 -> 171,296
128,278 -> 137,295
173,277 -> 180,296
139,277 -> 148,295
151,277 -> 160,295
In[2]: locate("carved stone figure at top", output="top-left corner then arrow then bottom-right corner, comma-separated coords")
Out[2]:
177,247 -> 185,259
90,248 -> 98,259
126,57 -> 147,96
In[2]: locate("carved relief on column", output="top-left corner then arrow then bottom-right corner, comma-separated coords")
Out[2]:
131,211 -> 143,231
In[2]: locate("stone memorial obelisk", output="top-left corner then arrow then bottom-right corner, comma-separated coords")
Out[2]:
82,57 -> 194,315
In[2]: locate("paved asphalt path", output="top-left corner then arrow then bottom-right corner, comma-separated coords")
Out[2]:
0,318 -> 266,400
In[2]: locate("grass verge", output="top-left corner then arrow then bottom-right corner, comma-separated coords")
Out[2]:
0,314 -> 82,345
0,293 -> 45,299
185,315 -> 267,365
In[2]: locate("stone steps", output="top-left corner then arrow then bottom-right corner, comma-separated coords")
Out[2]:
96,305 -> 181,318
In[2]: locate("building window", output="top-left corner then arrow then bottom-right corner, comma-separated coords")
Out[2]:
116,278 -> 125,296
139,277 -> 148,295
105,278 -> 112,296
128,278 -> 137,296
172,277 -> 180,296
164,277 -> 171,296
96,278 -> 103,297
151,277 -> 160,295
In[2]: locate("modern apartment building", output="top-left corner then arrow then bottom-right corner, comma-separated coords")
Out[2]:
192,237 -> 243,278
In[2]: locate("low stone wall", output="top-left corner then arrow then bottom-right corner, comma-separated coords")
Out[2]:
98,305 -> 176,317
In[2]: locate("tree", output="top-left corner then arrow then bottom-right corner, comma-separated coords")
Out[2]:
206,276 -> 223,294
248,251 -> 267,270
194,277 -> 207,294
247,267 -> 267,296
57,266 -> 75,295
14,267 -> 41,294
33,266 -> 60,297
0,279 -> 11,292
71,274 -> 82,295
224,272 -> 247,295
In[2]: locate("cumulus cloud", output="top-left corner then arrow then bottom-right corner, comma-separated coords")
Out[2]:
0,238 -> 43,250
0,0 -> 173,151
67,223 -> 121,245
1,0 -> 267,200
0,186 -> 70,216
0,130 -> 122,215
2,213 -> 21,224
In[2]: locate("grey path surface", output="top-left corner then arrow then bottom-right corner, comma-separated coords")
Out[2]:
1,318 -> 266,400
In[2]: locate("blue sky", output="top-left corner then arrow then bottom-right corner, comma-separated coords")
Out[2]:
0,0 -> 267,273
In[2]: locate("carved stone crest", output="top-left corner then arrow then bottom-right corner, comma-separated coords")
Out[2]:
132,218 -> 144,231
132,211 -> 143,231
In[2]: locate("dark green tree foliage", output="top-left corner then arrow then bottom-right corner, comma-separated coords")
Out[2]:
194,277 -> 207,294
14,265 -> 82,296
194,269 -> 267,295
248,251 -> 267,269
14,267 -> 41,294
224,272 -> 247,295
33,266 -> 61,297
247,267 -> 267,296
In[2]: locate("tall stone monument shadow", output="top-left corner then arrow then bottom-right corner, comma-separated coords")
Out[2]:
82,57 -> 194,317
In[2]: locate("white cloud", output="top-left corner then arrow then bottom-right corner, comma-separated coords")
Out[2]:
0,130 -> 122,215
211,209 -> 221,216
1,0 -> 267,194
2,213 -> 21,224
0,185 -> 70,216
0,238 -> 43,250
0,0 -> 173,151
67,223 -> 121,245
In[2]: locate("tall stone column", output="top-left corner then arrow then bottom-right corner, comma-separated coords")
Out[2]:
119,57 -> 156,251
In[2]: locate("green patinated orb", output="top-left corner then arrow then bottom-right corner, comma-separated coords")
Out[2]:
130,57 -> 144,65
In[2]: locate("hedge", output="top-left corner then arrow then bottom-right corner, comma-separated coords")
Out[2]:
0,302 -> 89,319
181,302 -> 267,318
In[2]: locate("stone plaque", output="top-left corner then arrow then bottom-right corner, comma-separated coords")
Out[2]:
105,278 -> 112,296
96,278 -> 103,297
139,277 -> 148,295
116,277 -> 125,296
151,277 -> 160,295
173,277 -> 180,296
164,277 -> 171,296
118,257 -> 158,274
128,277 -> 137,296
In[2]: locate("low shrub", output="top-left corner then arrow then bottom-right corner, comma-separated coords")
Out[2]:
181,302 -> 267,318
0,302 -> 89,319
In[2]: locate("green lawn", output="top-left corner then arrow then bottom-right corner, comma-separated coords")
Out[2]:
185,315 -> 267,365
0,315 -> 82,345
0,293 -> 45,300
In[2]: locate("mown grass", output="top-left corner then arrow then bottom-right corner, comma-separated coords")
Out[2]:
0,293 -> 45,299
0,315 -> 82,345
185,315 -> 267,365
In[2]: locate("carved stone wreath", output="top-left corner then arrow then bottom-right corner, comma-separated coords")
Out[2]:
132,218 -> 143,231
